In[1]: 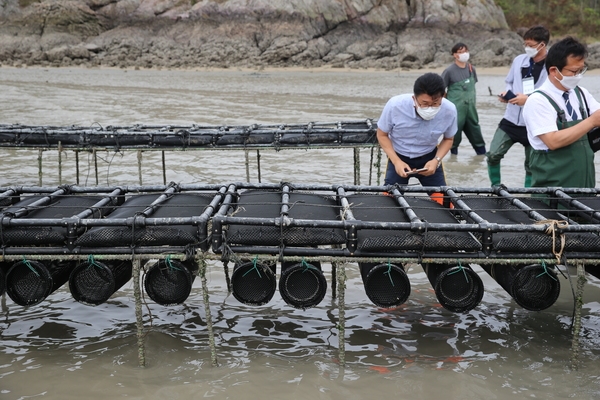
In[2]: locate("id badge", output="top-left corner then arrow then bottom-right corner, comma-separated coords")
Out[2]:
522,77 -> 535,95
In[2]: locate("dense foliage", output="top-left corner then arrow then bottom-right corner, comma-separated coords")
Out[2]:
496,0 -> 600,40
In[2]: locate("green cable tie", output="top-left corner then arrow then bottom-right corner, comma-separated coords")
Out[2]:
383,259 -> 395,287
447,260 -> 469,282
22,257 -> 40,277
87,254 -> 102,269
301,258 -> 317,273
243,256 -> 262,278
536,261 -> 558,281
165,254 -> 182,271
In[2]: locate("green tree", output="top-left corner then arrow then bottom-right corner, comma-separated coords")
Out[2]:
495,0 -> 600,40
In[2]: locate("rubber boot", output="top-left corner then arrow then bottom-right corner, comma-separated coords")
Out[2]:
474,145 -> 486,155
524,173 -> 532,188
450,147 -> 458,155
488,163 -> 501,186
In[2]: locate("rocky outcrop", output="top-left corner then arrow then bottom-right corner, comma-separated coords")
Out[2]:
0,0 -> 595,70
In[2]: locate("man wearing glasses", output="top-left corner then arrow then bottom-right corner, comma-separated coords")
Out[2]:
487,25 -> 550,188
523,36 -> 600,189
376,72 -> 457,187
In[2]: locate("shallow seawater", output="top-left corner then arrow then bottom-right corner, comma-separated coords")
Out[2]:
1,66 -> 600,400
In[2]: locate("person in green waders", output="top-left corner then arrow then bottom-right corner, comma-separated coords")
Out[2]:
441,43 -> 486,156
523,37 -> 600,189
487,26 -> 549,188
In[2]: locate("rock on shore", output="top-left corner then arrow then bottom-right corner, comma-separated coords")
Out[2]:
0,0 -> 598,70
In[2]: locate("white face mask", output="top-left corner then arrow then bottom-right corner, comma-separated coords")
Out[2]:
415,104 -> 441,120
524,45 -> 539,58
556,69 -> 583,90
457,52 -> 470,63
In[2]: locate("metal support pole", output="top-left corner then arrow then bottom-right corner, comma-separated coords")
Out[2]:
570,262 -> 587,370
376,146 -> 382,186
75,150 -> 80,185
161,151 -> 167,185
199,255 -> 218,367
256,150 -> 262,183
132,257 -> 146,367
58,141 -> 63,185
353,148 -> 360,185
368,146 -> 374,186
38,149 -> 43,186
245,149 -> 250,183
336,262 -> 346,366
137,150 -> 143,186
93,149 -> 99,186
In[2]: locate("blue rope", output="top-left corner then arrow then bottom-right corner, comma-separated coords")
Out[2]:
301,258 -> 318,273
242,255 -> 262,278
87,254 -> 102,269
447,260 -> 470,282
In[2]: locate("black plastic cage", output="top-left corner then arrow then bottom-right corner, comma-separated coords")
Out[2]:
144,258 -> 198,305
423,263 -> 484,313
481,263 -> 560,311
230,259 -> 277,306
69,257 -> 133,305
6,259 -> 74,306
359,262 -> 411,308
279,260 -> 327,309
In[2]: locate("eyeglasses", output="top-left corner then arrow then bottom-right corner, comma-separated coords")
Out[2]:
523,41 -> 542,48
562,66 -> 588,76
414,97 -> 442,108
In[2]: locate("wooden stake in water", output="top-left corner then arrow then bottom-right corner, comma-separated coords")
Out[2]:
38,149 -> 43,186
58,141 -> 63,185
353,148 -> 360,185
245,149 -> 250,183
199,255 -> 218,367
570,262 -> 587,370
336,262 -> 346,366
132,257 -> 146,367
161,150 -> 167,185
137,150 -> 143,185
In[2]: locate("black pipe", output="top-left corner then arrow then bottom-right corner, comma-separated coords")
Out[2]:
231,259 -> 277,306
144,258 -> 198,305
422,263 -> 484,313
5,259 -> 74,306
279,260 -> 327,309
359,262 -> 410,308
69,258 -> 133,305
480,264 -> 560,311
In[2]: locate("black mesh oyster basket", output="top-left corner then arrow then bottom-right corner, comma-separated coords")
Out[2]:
359,262 -> 411,308
144,258 -> 198,305
69,256 -> 133,305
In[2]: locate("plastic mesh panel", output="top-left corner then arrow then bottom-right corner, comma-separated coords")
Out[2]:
75,193 -> 213,247
144,259 -> 197,305
226,191 -> 345,246
432,265 -> 484,313
6,260 -> 73,306
0,195 -> 114,246
70,260 -> 132,305
462,197 -> 600,253
279,261 -> 327,309
359,262 -> 410,308
511,265 -> 560,311
351,194 -> 480,252
231,261 -> 277,306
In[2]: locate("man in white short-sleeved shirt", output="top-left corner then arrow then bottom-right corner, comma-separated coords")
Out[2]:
523,37 -> 600,188
377,73 -> 457,188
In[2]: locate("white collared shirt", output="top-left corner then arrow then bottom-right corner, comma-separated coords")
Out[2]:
523,79 -> 600,150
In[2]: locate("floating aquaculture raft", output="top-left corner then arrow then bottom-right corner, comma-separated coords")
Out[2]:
1,183 -> 600,314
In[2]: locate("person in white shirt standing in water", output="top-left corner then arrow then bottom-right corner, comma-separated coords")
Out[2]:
523,36 -> 600,189
487,26 -> 550,187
